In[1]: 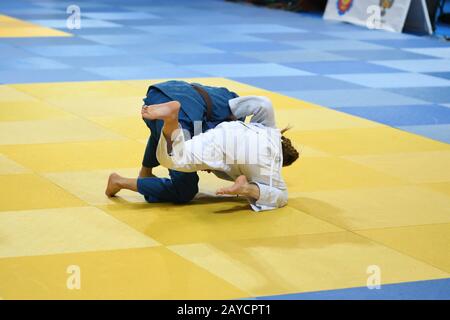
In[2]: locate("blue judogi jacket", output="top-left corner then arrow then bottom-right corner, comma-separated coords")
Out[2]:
137,80 -> 239,203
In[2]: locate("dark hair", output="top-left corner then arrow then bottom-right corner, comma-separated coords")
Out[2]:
281,127 -> 299,167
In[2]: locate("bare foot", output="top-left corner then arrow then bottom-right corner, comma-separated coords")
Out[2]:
216,175 -> 249,196
141,101 -> 180,121
105,173 -> 122,197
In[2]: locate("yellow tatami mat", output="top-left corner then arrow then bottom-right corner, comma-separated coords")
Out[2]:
0,15 -> 71,38
0,78 -> 449,299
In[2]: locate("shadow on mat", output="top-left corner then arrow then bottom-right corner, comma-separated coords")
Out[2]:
288,196 -> 349,230
105,193 -> 250,214
105,194 -> 349,220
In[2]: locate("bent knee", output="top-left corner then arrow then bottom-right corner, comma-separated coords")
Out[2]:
173,185 -> 198,204
173,191 -> 197,204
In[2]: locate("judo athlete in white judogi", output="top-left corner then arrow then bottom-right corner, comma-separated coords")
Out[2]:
106,96 -> 299,211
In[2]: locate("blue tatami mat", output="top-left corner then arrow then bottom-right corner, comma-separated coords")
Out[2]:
257,278 -> 450,300
1,0 -> 447,140
335,104 -> 450,126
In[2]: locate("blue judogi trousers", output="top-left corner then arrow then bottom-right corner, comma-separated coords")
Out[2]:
136,80 -> 239,204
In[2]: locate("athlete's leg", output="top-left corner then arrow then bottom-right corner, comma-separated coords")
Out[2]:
141,100 -> 181,151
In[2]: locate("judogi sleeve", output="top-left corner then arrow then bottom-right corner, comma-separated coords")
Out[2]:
228,96 -> 276,128
247,182 -> 288,212
156,127 -> 212,172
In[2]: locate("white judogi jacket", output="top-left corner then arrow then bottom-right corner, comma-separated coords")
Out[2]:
157,96 -> 288,212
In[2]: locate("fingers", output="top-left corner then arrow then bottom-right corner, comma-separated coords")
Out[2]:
216,188 -> 228,195
216,185 -> 238,196
216,187 -> 231,196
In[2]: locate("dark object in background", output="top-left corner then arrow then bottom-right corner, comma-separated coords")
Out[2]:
226,0 -> 327,12
437,0 -> 450,24
428,0 -> 450,40
228,0 -> 448,39
440,13 -> 450,24
426,0 -> 441,30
